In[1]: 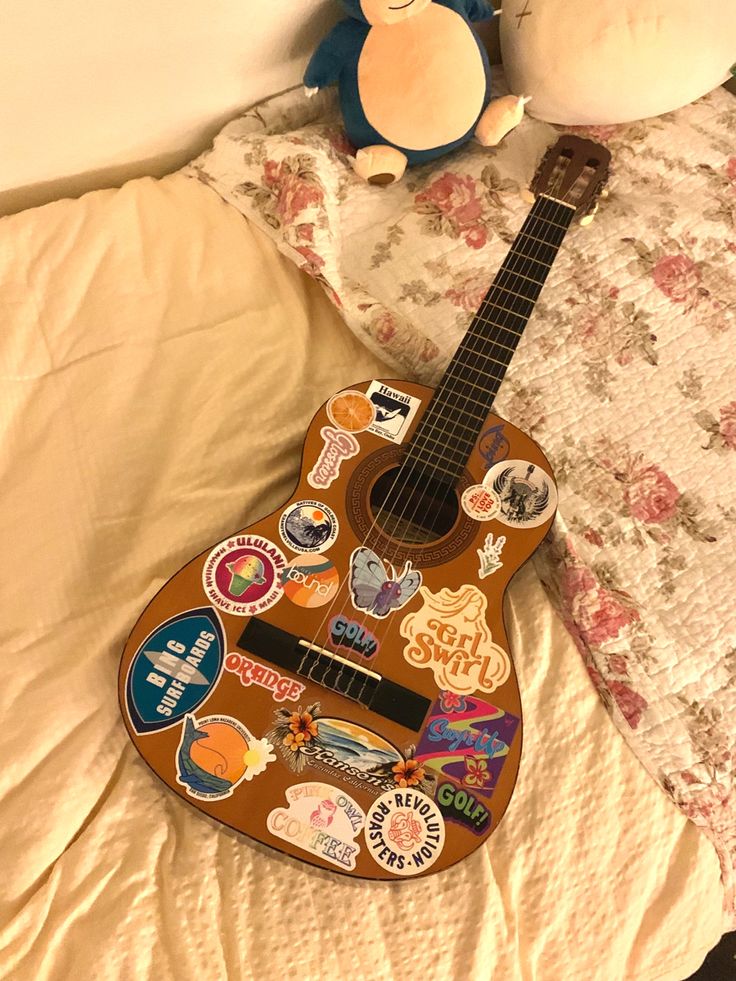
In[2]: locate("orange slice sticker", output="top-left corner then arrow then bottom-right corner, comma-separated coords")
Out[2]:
327,390 -> 376,433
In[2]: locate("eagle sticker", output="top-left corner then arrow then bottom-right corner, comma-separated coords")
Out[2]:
483,460 -> 557,529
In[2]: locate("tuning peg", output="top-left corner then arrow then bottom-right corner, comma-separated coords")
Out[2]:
579,202 -> 599,226
520,187 -> 536,205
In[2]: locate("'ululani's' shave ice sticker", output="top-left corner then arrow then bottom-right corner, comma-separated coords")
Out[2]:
483,459 -> 557,528
279,500 -> 339,554
280,554 -> 340,608
364,789 -> 445,876
176,713 -> 274,800
415,691 -> 519,800
202,535 -> 286,616
365,381 -> 421,444
307,426 -> 360,489
267,782 -> 366,871
400,585 -> 510,696
125,607 -> 225,734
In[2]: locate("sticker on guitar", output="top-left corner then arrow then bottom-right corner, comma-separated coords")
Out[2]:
175,713 -> 274,801
483,460 -> 557,529
348,547 -> 422,619
400,585 -> 510,696
307,426 -> 360,489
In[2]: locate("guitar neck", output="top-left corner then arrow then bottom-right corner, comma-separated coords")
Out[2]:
405,194 -> 576,484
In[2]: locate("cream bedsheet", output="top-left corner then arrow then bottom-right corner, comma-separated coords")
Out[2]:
0,174 -> 724,981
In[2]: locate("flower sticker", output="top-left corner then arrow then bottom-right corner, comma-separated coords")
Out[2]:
439,691 -> 467,714
268,702 -> 323,773
392,758 -> 426,789
463,756 -> 492,789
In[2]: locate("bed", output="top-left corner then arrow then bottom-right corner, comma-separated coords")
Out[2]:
0,167 -> 727,980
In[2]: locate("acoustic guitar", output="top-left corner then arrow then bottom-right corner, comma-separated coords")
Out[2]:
119,136 -> 610,879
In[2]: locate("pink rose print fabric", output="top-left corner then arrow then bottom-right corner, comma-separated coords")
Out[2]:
185,74 -> 736,922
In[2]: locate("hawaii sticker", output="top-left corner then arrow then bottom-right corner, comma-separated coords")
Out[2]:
365,381 -> 422,444
176,713 -> 275,800
483,460 -> 557,528
224,652 -> 305,702
279,500 -> 339,554
349,547 -> 422,619
461,484 -> 500,522
267,782 -> 366,871
307,426 -> 360,489
280,554 -> 339,608
400,585 -> 510,696
364,789 -> 445,876
125,607 -> 225,734
477,532 -> 505,579
202,535 -> 286,616
415,691 -> 519,799
267,703 -> 433,797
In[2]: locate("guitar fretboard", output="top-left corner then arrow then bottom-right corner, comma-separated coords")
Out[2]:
403,194 -> 576,485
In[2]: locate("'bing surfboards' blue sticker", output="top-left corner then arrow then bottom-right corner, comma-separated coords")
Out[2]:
125,607 -> 225,734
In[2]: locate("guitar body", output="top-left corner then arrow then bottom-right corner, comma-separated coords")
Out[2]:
118,378 -> 557,880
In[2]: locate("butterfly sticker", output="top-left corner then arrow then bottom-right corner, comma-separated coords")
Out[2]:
348,547 -> 422,619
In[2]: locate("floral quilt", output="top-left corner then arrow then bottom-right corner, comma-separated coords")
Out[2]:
184,75 -> 736,923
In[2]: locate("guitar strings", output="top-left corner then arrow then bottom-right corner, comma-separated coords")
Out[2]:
298,193 -> 571,695
346,196 -> 574,700
297,191 -> 575,702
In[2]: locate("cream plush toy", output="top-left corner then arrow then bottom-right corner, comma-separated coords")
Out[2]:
500,0 -> 736,124
305,0 -> 529,185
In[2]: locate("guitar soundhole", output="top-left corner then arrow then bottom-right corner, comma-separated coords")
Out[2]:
369,466 -> 459,546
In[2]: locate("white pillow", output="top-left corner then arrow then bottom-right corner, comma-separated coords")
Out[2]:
500,0 -> 736,124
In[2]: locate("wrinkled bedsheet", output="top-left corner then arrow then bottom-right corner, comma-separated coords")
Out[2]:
185,75 -> 736,923
0,173 -> 724,981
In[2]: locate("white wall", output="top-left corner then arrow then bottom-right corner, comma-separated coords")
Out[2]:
0,0 -> 340,212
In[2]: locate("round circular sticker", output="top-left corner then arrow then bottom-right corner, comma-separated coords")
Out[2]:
461,483 -> 500,521
326,390 -> 376,433
281,554 -> 340,608
364,789 -> 445,876
483,459 -> 558,529
279,500 -> 339,554
202,535 -> 286,615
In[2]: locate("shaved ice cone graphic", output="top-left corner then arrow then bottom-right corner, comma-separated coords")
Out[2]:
226,555 -> 266,597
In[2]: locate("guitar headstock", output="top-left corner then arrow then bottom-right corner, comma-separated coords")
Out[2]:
530,135 -> 611,222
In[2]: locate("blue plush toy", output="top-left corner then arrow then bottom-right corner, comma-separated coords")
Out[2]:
304,0 -> 529,184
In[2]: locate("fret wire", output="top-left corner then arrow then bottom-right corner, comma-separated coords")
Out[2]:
472,305 -> 526,329
516,231 -> 562,250
455,349 -> 509,374
407,440 -> 471,467
412,413 -> 483,441
501,254 -> 554,276
496,268 -> 547,289
526,211 -> 570,232
465,331 -> 515,354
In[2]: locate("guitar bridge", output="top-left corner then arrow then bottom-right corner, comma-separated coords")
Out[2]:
237,618 -> 430,731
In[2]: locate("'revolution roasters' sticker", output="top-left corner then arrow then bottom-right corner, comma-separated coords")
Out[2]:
202,535 -> 286,616
365,381 -> 421,444
307,426 -> 360,489
175,713 -> 274,800
125,607 -> 225,734
483,459 -> 557,528
400,584 -> 510,696
364,789 -> 445,876
267,782 -> 366,871
279,500 -> 339,554
280,554 -> 340,608
461,483 -> 500,521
